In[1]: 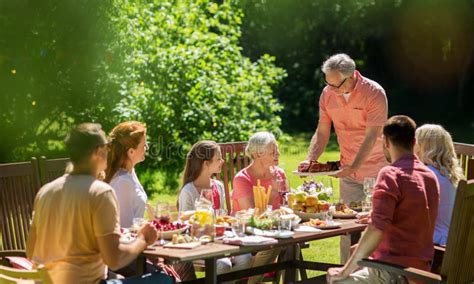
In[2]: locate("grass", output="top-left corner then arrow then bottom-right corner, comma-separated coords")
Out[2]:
149,133 -> 343,279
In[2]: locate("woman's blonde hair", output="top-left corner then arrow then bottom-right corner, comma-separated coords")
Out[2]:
415,124 -> 464,186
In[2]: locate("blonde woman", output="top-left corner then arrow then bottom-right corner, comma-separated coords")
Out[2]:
415,124 -> 464,245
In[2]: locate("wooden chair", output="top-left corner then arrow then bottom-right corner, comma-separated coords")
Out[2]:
217,142 -> 249,213
38,156 -> 71,186
454,142 -> 474,180
0,264 -> 52,283
358,179 -> 474,283
1,155 -> 70,251
0,158 -> 41,251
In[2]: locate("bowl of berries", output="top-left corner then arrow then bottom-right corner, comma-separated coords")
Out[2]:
150,219 -> 188,240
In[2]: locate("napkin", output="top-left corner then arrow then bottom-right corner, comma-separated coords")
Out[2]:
223,236 -> 278,246
293,225 -> 322,232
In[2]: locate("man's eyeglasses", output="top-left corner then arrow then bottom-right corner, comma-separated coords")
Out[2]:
325,77 -> 348,89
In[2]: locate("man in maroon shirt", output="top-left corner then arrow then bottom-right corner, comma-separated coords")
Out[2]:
327,115 -> 440,283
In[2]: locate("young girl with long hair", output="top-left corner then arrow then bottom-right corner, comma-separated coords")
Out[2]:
179,140 -> 251,279
179,140 -> 225,211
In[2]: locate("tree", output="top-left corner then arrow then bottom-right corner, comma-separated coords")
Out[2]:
0,0 -> 121,162
113,0 -> 286,189
237,0 -> 474,134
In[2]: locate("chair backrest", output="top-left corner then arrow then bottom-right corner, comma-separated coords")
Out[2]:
217,142 -> 249,212
38,156 -> 71,185
0,158 -> 41,251
454,142 -> 474,180
441,179 -> 474,283
0,264 -> 52,283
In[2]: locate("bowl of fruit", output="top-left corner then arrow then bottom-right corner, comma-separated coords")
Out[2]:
287,191 -> 331,221
150,219 -> 188,240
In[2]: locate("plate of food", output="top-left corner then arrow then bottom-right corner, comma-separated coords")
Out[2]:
270,207 -> 302,227
216,215 -> 237,225
162,234 -> 202,249
304,219 -> 341,230
292,170 -> 342,177
333,203 -> 357,219
294,160 -> 341,176
348,201 -> 363,212
246,227 -> 294,239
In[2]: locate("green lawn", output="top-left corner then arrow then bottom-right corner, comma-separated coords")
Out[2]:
149,134 -> 343,279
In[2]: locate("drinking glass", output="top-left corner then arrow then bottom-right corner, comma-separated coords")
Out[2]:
278,178 -> 290,206
131,217 -> 145,234
214,209 -> 227,237
169,211 -> 180,223
196,189 -> 213,208
272,167 -> 289,207
279,217 -> 292,231
326,206 -> 335,223
155,202 -> 170,245
320,177 -> 334,204
363,177 -> 376,200
362,200 -> 372,213
214,208 -> 228,217
232,211 -> 246,237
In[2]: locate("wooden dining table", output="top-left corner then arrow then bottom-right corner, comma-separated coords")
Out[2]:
138,219 -> 367,284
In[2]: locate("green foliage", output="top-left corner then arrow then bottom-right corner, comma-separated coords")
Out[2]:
237,0 -> 394,130
0,0 -> 122,162
237,0 -> 474,133
113,0 -> 286,190
0,0 -> 287,188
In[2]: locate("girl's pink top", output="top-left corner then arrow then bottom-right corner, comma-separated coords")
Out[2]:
231,167 -> 287,214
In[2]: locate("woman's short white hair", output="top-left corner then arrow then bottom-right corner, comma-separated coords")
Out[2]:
245,131 -> 276,159
321,53 -> 356,78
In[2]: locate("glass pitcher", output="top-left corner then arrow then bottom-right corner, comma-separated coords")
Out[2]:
191,201 -> 215,241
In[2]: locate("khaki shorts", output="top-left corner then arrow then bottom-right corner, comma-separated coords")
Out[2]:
335,267 -> 408,284
340,176 -> 365,204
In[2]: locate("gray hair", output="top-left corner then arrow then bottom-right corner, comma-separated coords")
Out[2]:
321,53 -> 356,77
245,131 -> 276,159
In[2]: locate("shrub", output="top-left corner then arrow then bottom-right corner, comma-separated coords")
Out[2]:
113,0 -> 286,192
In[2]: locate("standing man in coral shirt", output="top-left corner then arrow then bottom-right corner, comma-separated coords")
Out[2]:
299,53 -> 388,262
300,53 -> 388,203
